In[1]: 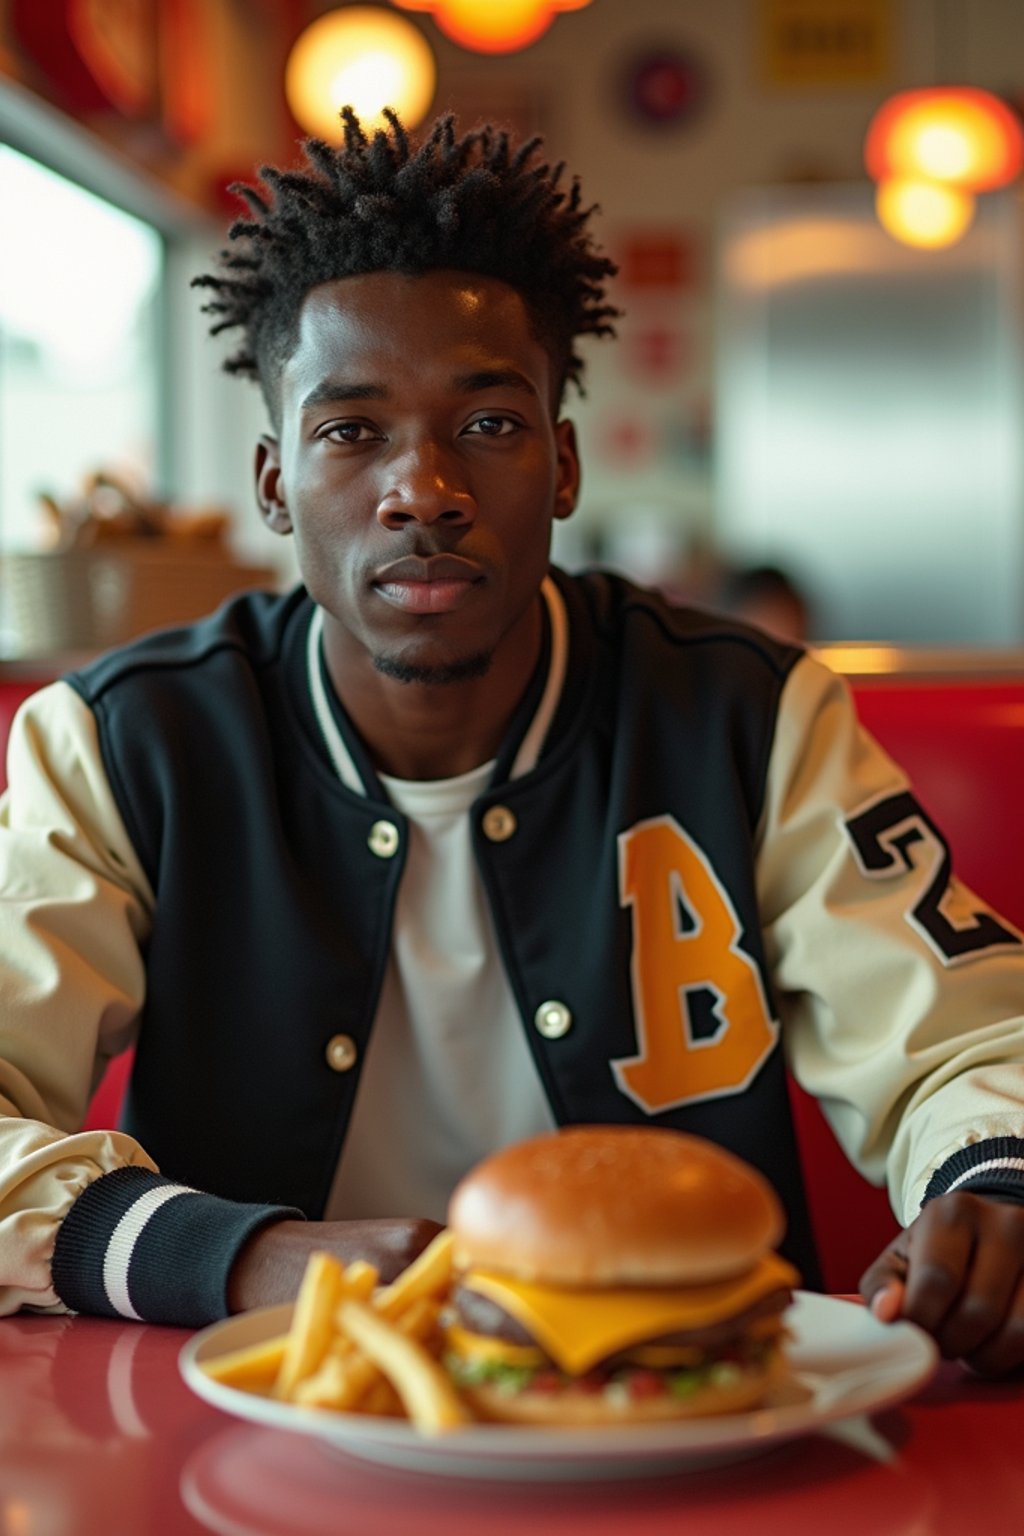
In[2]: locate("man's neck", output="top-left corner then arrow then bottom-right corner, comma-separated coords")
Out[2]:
323,602 -> 544,782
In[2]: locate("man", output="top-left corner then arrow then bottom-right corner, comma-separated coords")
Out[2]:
715,564 -> 814,645
2,110 -> 1024,1373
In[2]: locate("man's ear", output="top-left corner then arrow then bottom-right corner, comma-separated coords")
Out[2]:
255,435 -> 292,535
553,418 -> 580,522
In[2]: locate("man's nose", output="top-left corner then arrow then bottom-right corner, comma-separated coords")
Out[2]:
375,442 -> 477,530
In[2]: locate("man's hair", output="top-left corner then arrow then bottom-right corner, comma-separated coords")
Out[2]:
193,107 -> 619,424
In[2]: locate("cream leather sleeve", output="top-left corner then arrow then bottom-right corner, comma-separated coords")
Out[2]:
758,653 -> 1024,1225
0,681 -> 158,1314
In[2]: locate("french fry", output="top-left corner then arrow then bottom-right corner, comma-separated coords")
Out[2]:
202,1258 -> 379,1399
273,1251 -> 346,1400
360,1377 -> 404,1417
293,1294 -> 440,1411
291,1345 -> 364,1409
389,1295 -> 443,1341
200,1332 -> 290,1392
337,1298 -> 469,1435
374,1229 -> 455,1320
211,1235 -> 469,1434
335,1260 -> 379,1306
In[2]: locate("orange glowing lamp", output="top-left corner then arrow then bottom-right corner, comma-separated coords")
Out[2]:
875,177 -> 976,250
393,0 -> 592,55
284,6 -> 436,138
865,87 -> 1024,193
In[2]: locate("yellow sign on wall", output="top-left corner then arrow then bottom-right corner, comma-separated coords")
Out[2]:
759,0 -> 890,86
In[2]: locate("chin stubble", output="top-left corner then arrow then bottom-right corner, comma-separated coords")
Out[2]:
371,650 -> 494,686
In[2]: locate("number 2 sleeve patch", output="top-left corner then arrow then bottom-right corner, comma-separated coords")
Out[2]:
844,789 -> 1023,966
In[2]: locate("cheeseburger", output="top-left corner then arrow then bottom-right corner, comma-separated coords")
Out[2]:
444,1126 -> 798,1425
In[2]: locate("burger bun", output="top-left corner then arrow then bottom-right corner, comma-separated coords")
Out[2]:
448,1126 -> 784,1288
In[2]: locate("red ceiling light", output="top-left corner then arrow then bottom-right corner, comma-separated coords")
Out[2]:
393,0 -> 592,56
865,87 -> 1024,193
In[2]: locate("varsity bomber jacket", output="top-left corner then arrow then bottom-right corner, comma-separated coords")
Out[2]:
1,568 -> 1023,1325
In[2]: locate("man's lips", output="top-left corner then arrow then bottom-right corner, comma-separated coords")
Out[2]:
372,555 -> 484,615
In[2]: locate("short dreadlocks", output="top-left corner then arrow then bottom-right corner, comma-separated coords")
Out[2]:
192,108 -> 619,426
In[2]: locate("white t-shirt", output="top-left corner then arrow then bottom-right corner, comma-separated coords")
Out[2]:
311,580 -> 568,1221
325,757 -> 556,1220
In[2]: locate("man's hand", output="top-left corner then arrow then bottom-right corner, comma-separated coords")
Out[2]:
860,1191 -> 1024,1375
226,1217 -> 445,1314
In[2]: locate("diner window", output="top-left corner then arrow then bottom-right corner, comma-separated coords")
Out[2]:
0,144 -> 164,554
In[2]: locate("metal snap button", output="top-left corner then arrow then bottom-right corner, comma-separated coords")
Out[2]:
368,819 -> 400,858
482,805 -> 517,843
325,1034 -> 358,1073
534,1000 -> 572,1039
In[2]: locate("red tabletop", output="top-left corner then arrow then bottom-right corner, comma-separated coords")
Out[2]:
3,1310 -> 1023,1536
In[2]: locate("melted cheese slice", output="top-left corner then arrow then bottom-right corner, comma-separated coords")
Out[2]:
462,1251 -> 798,1376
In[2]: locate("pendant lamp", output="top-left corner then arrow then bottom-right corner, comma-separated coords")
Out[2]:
865,85 -> 1024,250
285,6 -> 436,139
865,87 -> 1024,193
393,0 -> 593,56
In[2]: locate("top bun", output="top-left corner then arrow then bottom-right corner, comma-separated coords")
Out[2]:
448,1126 -> 784,1288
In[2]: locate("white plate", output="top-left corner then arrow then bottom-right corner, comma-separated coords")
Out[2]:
179,1291 -> 938,1481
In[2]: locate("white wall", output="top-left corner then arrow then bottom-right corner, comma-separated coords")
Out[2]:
166,236 -> 299,586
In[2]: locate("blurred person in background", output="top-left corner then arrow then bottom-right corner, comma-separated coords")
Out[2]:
715,563 -> 814,644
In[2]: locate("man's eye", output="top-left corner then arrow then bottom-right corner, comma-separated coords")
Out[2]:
323,421 -> 380,443
466,415 -> 519,437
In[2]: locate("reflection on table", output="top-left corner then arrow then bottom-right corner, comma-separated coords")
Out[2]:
1,1309 -> 1023,1536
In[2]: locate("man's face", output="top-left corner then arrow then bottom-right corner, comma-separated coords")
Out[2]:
257,270 -> 579,688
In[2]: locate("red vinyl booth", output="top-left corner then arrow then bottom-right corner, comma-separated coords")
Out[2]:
0,659 -> 1022,1291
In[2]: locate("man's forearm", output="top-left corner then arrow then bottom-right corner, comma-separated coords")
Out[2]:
226,1214 -> 445,1313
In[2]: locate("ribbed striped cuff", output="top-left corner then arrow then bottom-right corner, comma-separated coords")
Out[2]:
922,1136 -> 1024,1206
51,1166 -> 302,1326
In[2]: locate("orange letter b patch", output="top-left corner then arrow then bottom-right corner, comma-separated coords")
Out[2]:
612,815 -> 778,1113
